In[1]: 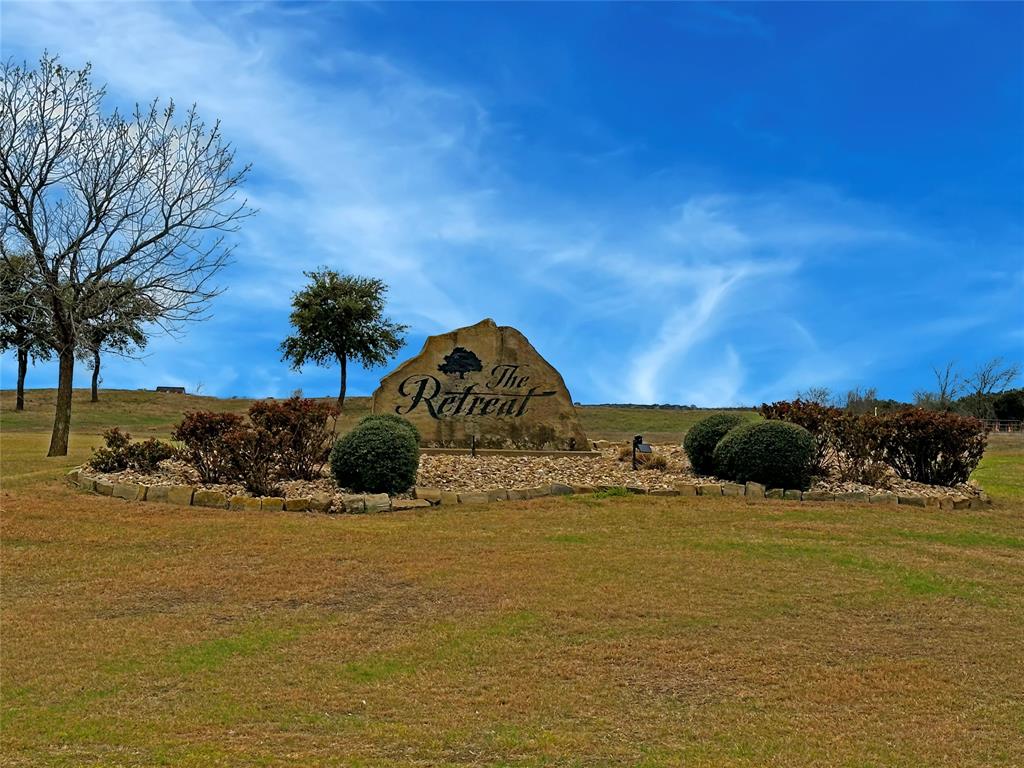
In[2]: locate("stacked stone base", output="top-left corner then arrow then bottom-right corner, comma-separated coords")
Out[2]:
67,468 -> 992,514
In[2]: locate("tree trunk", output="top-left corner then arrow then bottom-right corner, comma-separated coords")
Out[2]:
16,346 -> 28,411
47,348 -> 75,457
338,356 -> 347,408
91,349 -> 101,402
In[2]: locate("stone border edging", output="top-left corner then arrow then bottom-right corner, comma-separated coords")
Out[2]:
65,467 -> 992,513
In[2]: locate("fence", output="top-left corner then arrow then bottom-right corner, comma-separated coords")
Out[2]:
983,419 -> 1023,433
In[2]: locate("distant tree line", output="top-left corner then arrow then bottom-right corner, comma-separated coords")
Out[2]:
794,357 -> 1023,421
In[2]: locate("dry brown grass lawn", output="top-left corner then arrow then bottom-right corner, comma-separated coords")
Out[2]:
2,390 -> 1023,766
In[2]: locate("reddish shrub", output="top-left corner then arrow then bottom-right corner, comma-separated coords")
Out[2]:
171,411 -> 243,483
870,409 -> 987,486
221,424 -> 283,497
247,395 -> 338,480
760,400 -> 889,484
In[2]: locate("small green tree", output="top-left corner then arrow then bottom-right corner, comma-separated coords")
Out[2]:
280,268 -> 407,407
76,283 -> 157,402
0,251 -> 51,411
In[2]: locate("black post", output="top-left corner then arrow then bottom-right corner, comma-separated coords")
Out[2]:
471,434 -> 477,458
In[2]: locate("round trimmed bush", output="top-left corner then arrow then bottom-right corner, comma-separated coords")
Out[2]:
330,416 -> 420,495
712,420 -> 815,490
357,413 -> 421,443
683,413 -> 750,475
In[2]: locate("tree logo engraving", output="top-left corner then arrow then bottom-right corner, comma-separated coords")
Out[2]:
438,347 -> 483,379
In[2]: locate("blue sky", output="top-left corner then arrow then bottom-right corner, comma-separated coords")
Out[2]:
2,1 -> 1022,405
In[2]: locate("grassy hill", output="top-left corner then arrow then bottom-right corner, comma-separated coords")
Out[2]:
2,388 -> 1023,766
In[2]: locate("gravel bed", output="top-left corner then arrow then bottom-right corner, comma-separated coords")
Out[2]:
89,443 -> 981,502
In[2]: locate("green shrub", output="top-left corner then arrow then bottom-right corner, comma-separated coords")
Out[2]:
129,437 -> 178,471
357,413 -> 421,443
870,409 -> 987,486
88,427 -> 176,473
760,399 -> 836,474
330,416 -> 420,495
683,413 -> 750,474
713,421 -> 816,490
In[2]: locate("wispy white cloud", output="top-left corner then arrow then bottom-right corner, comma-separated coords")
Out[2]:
5,1 -> 999,406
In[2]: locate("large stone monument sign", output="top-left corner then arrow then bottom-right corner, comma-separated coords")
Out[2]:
372,318 -> 590,451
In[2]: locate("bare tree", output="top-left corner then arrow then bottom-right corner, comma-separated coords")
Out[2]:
795,386 -> 834,407
964,357 -> 1020,398
914,361 -> 961,411
1,55 -> 253,455
844,386 -> 878,415
933,361 -> 961,408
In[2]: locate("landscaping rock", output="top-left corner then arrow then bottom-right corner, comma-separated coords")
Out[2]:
869,492 -> 897,504
675,483 -> 698,496
803,491 -> 835,502
284,497 -> 310,512
113,483 -> 145,502
440,491 -> 459,506
698,484 -> 721,497
766,488 -> 784,499
364,493 -> 391,512
392,499 -> 431,511
308,493 -> 333,513
572,484 -> 596,494
527,486 -> 550,498
458,490 -> 489,505
487,488 -> 510,502
722,483 -> 745,496
94,480 -> 114,496
650,488 -> 680,497
260,497 -> 285,512
230,496 -> 262,511
898,495 -> 926,508
837,491 -> 869,503
414,487 -> 442,504
549,483 -> 574,496
78,476 -> 96,492
371,318 -> 590,451
625,485 -> 647,495
341,494 -> 366,513
507,488 -> 530,501
193,490 -> 228,508
146,485 -> 195,506
167,485 -> 196,506
938,497 -> 955,510
745,482 -> 766,498
66,468 -> 80,485
783,490 -> 802,500
953,498 -> 971,510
